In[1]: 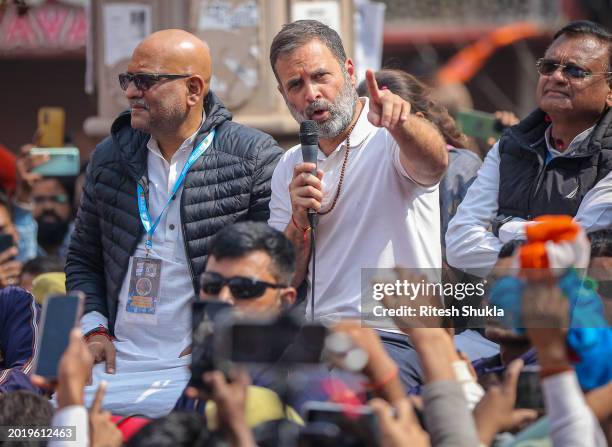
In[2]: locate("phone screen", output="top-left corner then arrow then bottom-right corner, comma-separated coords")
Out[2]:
0,232 -> 15,253
30,148 -> 80,177
33,294 -> 83,379
304,402 -> 379,447
457,109 -> 503,141
229,323 -> 327,364
515,368 -> 544,412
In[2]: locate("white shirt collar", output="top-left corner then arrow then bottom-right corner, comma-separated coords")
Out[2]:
544,124 -> 594,156
146,111 -> 206,161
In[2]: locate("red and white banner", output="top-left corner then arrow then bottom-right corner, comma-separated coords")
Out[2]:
0,3 -> 86,53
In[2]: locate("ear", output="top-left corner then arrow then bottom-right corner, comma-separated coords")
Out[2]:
186,76 -> 206,106
606,89 -> 612,108
345,58 -> 356,87
280,287 -> 297,308
415,111 -> 425,118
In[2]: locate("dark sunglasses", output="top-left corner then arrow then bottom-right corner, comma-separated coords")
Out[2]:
118,72 -> 191,91
200,271 -> 288,300
536,58 -> 612,80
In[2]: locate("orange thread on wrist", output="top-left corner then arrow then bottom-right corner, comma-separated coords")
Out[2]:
366,366 -> 399,392
291,215 -> 311,243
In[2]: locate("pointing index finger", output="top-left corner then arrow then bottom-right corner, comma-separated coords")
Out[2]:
365,69 -> 382,104
91,380 -> 107,413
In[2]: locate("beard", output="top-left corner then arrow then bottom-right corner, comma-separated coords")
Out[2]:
287,70 -> 359,139
130,98 -> 188,136
37,211 -> 69,249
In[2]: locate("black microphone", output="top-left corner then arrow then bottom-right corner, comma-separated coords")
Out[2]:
300,120 -> 319,224
300,120 -> 318,174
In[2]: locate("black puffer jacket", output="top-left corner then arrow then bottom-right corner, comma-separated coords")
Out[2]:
66,92 -> 283,334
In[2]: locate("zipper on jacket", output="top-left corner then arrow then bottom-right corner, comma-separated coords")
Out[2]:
179,190 -> 197,295
526,156 -> 548,220
506,131 -> 544,220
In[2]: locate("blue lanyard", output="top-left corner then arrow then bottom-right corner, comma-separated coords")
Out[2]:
137,130 -> 215,251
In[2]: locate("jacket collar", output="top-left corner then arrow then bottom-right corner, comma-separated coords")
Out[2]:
111,91 -> 232,182
506,107 -> 612,158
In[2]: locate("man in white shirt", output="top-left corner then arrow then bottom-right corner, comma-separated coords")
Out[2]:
66,30 -> 282,417
446,20 -> 612,274
267,20 -> 448,389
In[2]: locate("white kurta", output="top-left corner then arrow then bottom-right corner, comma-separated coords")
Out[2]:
268,98 -> 442,324
81,124 -> 204,417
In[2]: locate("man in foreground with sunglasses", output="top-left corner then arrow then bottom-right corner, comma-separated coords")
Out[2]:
65,29 -> 282,417
199,221 -> 297,313
447,20 -> 612,275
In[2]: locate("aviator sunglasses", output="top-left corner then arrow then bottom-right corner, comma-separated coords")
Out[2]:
118,72 -> 191,91
200,271 -> 288,300
536,58 -> 612,80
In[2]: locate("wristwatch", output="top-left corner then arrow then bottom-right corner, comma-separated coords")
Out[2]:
492,215 -> 515,237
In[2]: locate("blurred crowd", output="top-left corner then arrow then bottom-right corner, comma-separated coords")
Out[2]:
0,16 -> 611,447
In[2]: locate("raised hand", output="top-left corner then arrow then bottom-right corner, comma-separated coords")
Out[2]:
89,381 -> 123,447
365,69 -> 411,131
473,359 -> 538,445
370,397 -> 431,447
15,140 -> 49,204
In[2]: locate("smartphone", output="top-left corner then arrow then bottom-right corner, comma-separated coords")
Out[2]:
37,107 -> 65,147
0,232 -> 15,254
457,109 -> 506,141
216,317 -> 328,365
30,147 -> 80,177
302,401 -> 379,447
33,293 -> 84,379
190,300 -> 233,390
515,365 -> 545,412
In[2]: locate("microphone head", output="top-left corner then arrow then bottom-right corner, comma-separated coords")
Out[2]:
300,120 -> 319,145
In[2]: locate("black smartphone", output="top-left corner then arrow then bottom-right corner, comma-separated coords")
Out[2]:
0,232 -> 15,254
33,293 -> 84,379
190,300 -> 233,390
515,366 -> 545,413
216,317 -> 328,365
302,401 -> 379,447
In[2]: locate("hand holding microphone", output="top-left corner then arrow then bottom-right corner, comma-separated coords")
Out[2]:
289,120 -> 323,230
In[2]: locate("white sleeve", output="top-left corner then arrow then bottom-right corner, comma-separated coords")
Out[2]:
445,143 -> 503,273
574,170 -> 612,233
80,311 -> 109,335
47,405 -> 89,447
498,218 -> 530,244
390,131 -> 439,190
268,152 -> 294,232
542,371 -> 608,447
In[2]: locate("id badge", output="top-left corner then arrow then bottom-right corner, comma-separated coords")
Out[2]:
125,256 -> 161,324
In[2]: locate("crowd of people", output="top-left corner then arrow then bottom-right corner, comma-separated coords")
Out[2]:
0,17 -> 611,447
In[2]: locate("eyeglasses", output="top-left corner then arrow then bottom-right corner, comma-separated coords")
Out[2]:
200,272 -> 288,300
32,194 -> 69,205
536,58 -> 612,80
118,72 -> 192,91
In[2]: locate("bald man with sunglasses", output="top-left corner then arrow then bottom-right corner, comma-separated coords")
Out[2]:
65,29 -> 282,417
447,20 -> 612,275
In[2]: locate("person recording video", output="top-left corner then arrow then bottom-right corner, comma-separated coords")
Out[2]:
175,221 -> 313,417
